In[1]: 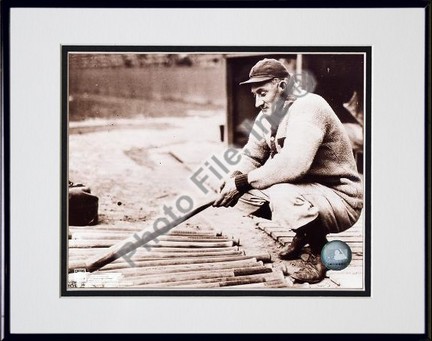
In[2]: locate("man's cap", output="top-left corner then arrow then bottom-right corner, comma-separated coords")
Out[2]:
239,58 -> 289,85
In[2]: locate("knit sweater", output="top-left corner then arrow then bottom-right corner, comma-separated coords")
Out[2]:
236,93 -> 363,209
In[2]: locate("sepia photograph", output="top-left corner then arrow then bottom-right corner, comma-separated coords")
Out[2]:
3,2 -> 429,335
63,48 -> 370,294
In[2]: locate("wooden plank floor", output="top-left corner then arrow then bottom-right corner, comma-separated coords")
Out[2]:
68,224 -> 289,289
255,214 -> 364,289
68,201 -> 364,291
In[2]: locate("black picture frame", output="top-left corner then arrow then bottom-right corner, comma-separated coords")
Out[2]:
60,45 -> 371,297
1,0 -> 430,339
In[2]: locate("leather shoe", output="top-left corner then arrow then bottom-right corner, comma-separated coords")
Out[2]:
279,232 -> 308,260
291,254 -> 327,284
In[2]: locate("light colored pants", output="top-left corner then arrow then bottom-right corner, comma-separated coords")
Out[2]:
236,183 -> 361,234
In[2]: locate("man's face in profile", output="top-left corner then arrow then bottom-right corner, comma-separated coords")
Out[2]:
251,78 -> 285,117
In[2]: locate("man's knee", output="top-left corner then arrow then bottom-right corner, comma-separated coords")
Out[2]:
235,189 -> 269,216
265,184 -> 319,229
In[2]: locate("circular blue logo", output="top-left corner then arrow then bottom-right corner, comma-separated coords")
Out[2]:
321,240 -> 352,270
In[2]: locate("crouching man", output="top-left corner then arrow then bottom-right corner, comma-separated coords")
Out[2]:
213,58 -> 363,284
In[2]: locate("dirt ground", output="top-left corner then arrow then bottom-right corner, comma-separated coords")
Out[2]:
69,107 -> 363,289
68,108 -> 285,253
